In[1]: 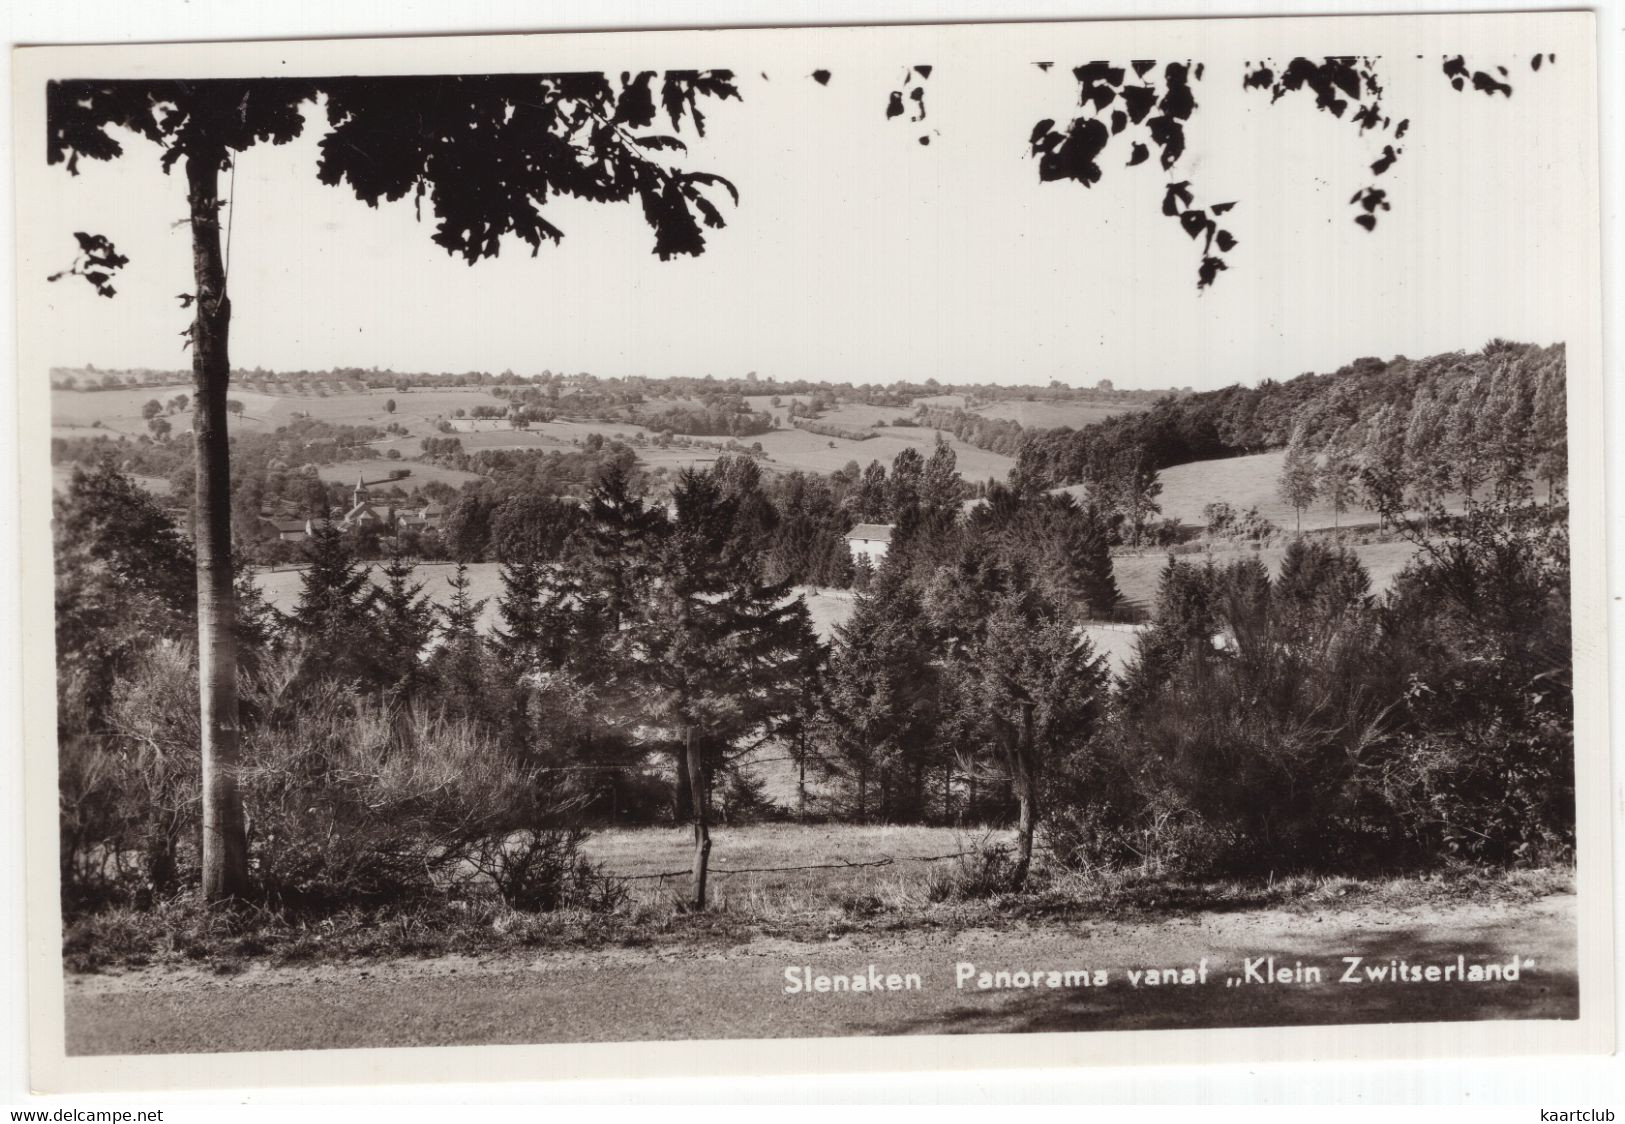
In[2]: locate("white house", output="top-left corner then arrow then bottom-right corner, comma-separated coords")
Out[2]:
845,523 -> 894,565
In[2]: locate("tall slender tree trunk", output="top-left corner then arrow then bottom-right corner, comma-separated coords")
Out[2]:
684,725 -> 711,910
187,150 -> 249,901
1009,702 -> 1038,891
797,747 -> 807,824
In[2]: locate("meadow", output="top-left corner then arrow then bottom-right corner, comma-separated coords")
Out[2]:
968,397 -> 1147,429
51,383 -> 1014,485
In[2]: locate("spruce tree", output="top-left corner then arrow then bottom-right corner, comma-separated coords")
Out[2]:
824,561 -> 940,821
291,522 -> 379,687
632,466 -> 823,908
373,548 -> 436,699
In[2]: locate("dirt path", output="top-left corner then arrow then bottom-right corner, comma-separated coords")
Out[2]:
64,893 -> 1577,1055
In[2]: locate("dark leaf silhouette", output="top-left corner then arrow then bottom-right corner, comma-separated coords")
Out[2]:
886,91 -> 904,119
1030,62 -> 1228,287
811,69 -> 831,86
48,230 -> 129,298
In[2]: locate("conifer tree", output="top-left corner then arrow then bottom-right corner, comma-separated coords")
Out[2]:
291,522 -> 379,688
632,466 -> 822,908
824,562 -> 940,821
373,548 -> 436,699
493,554 -> 550,676
1045,497 -> 1121,619
928,548 -> 1107,889
919,433 -> 962,518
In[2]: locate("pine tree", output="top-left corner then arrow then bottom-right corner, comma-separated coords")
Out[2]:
1045,498 -> 1121,619
373,548 -> 436,698
429,563 -> 501,729
824,563 -> 940,821
632,466 -> 823,908
493,555 -> 550,676
440,562 -> 486,640
919,433 -> 962,517
927,547 -> 1107,890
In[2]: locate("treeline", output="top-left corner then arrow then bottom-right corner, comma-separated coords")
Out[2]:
638,402 -> 774,437
1012,341 -> 1566,498
791,417 -> 876,442
916,406 -> 1026,457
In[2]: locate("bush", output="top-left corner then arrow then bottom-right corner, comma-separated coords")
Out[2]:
923,842 -> 1017,901
469,827 -> 627,912
63,646 -> 620,916
60,645 -> 202,910
240,662 -> 587,908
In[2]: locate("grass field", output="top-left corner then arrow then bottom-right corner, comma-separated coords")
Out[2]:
312,459 -> 484,489
969,398 -> 1145,429
52,385 -> 1017,489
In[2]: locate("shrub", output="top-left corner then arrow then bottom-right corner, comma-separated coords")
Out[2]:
468,827 -> 627,912
923,842 -> 1017,901
240,667 -> 587,908
60,645 -> 202,910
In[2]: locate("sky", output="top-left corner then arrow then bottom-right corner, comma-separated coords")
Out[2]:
29,44 -> 1589,392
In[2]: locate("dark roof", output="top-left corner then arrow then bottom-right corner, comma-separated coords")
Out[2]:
268,519 -> 308,534
845,523 -> 894,542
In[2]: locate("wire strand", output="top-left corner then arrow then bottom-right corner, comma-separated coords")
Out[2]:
221,151 -> 238,300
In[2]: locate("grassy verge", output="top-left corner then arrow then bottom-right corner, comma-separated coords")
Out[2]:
63,851 -> 1573,976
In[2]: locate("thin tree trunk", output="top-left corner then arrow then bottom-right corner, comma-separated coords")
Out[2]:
187,150 -> 248,901
1010,702 -> 1038,891
684,725 -> 711,910
797,747 -> 806,824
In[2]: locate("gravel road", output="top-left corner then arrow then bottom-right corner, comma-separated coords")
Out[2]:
65,893 -> 1577,1055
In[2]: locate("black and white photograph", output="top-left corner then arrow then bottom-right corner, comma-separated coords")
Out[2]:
9,9 -> 1612,1093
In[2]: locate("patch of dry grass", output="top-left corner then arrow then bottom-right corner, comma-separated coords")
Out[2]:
64,823 -> 1574,975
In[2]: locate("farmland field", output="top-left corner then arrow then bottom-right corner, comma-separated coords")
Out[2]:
312,459 -> 484,489
51,384 -> 1017,488
968,397 -> 1146,429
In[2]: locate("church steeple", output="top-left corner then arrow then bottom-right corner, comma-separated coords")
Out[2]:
354,473 -> 367,506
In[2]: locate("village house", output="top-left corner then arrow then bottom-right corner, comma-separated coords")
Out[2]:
262,477 -> 444,543
845,522 -> 894,565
